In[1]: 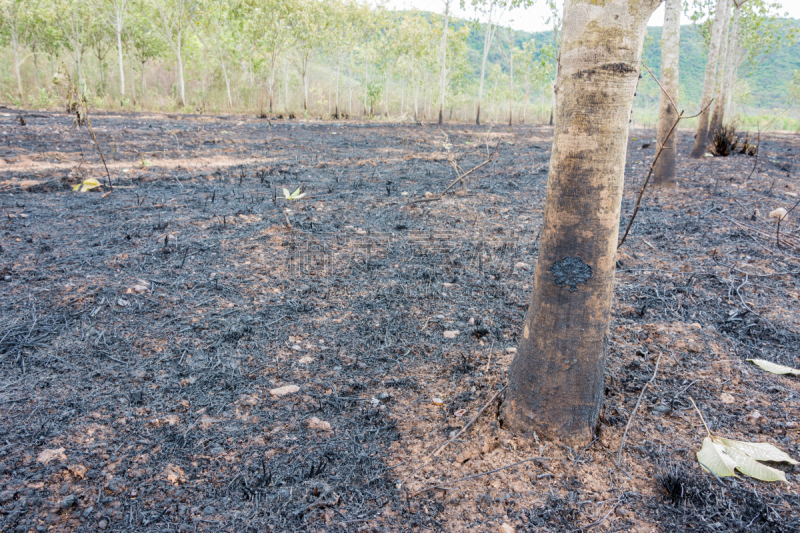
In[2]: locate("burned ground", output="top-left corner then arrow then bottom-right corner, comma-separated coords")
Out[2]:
0,110 -> 799,532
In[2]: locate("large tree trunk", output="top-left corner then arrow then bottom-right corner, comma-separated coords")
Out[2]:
654,0 -> 681,187
690,0 -> 729,158
438,0 -> 450,125
502,0 -> 662,447
708,0 -> 733,138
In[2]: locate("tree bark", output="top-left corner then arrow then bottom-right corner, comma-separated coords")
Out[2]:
175,36 -> 186,107
116,27 -> 125,98
711,0 -> 743,134
654,0 -> 681,187
476,9 -> 495,125
502,0 -> 662,447
690,0 -> 729,158
438,0 -> 450,125
708,0 -> 733,138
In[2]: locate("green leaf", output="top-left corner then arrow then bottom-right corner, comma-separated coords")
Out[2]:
282,187 -> 291,199
74,178 -> 100,192
697,437 -> 737,478
747,359 -> 800,376
291,186 -> 302,198
721,445 -> 788,482
715,438 -> 799,465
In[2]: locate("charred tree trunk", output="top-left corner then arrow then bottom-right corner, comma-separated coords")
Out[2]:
711,0 -> 744,133
654,0 -> 681,187
502,0 -> 662,447
690,0 -> 729,158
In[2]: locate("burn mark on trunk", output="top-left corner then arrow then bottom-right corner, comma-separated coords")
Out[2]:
572,62 -> 637,79
550,256 -> 593,291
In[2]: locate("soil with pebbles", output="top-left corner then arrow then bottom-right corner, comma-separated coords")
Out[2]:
0,109 -> 799,532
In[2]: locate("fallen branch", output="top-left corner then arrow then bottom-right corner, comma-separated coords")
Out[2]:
617,351 -> 662,466
397,385 -> 506,488
413,143 -> 499,203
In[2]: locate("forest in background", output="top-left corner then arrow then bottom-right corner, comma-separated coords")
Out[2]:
1,0 -> 798,129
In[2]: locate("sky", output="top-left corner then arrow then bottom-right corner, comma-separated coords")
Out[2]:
378,0 -> 800,33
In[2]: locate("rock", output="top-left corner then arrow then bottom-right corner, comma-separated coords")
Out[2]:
505,347 -> 517,354
720,392 -> 735,404
37,448 -> 66,464
377,392 -> 390,400
431,397 -> 444,406
500,522 -> 515,533
297,356 -> 313,364
770,208 -> 788,221
514,262 -> 530,270
269,385 -> 300,396
307,417 -> 332,431
443,330 -> 460,339
291,344 -> 302,351
59,495 -> 77,510
98,519 -> 108,529
203,506 -> 216,515
370,398 -> 381,407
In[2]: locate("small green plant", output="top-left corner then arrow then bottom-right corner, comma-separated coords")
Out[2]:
282,186 -> 307,200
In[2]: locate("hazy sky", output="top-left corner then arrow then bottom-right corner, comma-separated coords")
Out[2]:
379,0 -> 800,33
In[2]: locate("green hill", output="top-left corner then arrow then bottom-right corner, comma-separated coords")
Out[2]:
451,17 -> 800,110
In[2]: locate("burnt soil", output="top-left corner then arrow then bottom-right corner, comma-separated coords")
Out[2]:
0,109 -> 799,533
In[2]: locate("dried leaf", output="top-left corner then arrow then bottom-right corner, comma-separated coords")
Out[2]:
747,359 -> 800,376
715,438 -> 798,465
72,178 -> 100,192
722,445 -> 788,482
697,437 -> 736,477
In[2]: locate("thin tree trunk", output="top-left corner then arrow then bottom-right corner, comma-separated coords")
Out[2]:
176,36 -> 186,107
130,57 -> 136,105
690,0 -> 729,158
11,29 -> 23,99
141,60 -> 147,103
549,49 -> 559,126
335,59 -> 340,117
508,43 -> 514,126
221,60 -> 233,109
502,0 -> 662,447
117,27 -> 125,98
477,12 -> 495,125
438,0 -> 450,125
713,0 -> 743,132
654,0 -> 681,187
709,0 -> 733,137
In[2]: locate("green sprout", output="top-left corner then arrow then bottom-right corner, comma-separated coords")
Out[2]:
282,186 -> 307,200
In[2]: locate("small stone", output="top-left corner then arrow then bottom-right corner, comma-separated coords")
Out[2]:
377,392 -> 390,400
307,417 -> 332,431
500,523 -> 515,533
505,347 -> 517,354
291,344 -> 302,351
720,392 -> 735,404
297,356 -> 313,364
443,330 -> 460,339
370,398 -> 381,407
269,385 -> 300,396
770,207 -> 788,221
60,495 -> 77,510
117,298 -> 129,307
98,519 -> 108,529
203,506 -> 216,515
431,397 -> 444,406
514,262 -> 530,270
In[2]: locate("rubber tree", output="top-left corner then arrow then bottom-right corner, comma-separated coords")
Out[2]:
0,0 -> 38,99
151,0 -> 200,108
708,0 -> 734,138
437,0 -> 451,125
502,0 -> 663,447
496,26 -> 518,126
690,0 -> 730,158
473,0 -> 504,125
94,0 -> 129,101
654,0 -> 682,187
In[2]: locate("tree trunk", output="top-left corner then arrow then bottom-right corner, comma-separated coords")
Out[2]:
690,0 -> 729,158
438,0 -> 450,125
176,37 -> 186,107
712,1 -> 742,133
221,60 -> 233,109
117,27 -> 125,98
335,59 -> 340,118
549,49 -> 559,126
709,0 -> 733,138
130,57 -> 136,106
476,16 -> 494,125
508,45 -> 514,126
141,60 -> 147,103
502,0 -> 662,447
654,0 -> 681,187
11,28 -> 23,99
